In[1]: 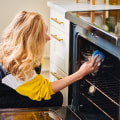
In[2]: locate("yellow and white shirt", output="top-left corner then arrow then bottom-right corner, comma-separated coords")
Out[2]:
1,72 -> 54,101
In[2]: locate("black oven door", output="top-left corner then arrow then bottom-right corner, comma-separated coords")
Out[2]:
68,23 -> 120,120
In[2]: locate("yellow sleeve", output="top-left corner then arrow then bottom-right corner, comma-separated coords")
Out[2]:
16,75 -> 54,101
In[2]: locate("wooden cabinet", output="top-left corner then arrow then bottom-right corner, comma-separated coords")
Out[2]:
49,9 -> 70,106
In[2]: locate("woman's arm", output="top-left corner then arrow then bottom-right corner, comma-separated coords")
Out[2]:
51,55 -> 99,93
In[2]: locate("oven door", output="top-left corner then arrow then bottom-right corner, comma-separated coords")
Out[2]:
0,107 -> 81,120
68,23 -> 120,120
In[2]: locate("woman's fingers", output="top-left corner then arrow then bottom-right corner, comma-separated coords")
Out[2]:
92,57 -> 101,71
91,55 -> 99,65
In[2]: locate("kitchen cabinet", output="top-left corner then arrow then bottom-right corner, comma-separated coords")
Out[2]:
50,63 -> 68,106
50,9 -> 70,75
49,8 -> 70,106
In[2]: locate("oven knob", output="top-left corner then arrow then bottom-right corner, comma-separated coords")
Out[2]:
88,85 -> 96,94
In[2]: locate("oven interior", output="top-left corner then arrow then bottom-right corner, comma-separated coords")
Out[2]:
69,34 -> 120,120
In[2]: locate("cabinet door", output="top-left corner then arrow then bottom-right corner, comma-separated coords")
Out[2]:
50,63 -> 68,106
50,9 -> 69,74
50,9 -> 65,33
50,26 -> 68,73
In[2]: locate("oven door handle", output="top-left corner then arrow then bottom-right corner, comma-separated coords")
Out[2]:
50,72 -> 62,80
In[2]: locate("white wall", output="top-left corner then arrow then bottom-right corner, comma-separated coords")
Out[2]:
0,0 -> 72,36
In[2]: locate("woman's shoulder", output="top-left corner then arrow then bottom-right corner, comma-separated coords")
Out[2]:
1,70 -> 38,89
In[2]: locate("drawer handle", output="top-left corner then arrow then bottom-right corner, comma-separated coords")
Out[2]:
51,34 -> 63,41
50,72 -> 62,80
51,17 -> 63,24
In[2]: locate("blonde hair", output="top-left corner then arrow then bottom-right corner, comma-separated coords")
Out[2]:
0,11 -> 46,81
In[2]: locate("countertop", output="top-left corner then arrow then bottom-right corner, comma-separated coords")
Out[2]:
47,1 -> 120,15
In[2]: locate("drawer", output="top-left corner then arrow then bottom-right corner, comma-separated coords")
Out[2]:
50,26 -> 69,74
50,9 -> 65,32
49,63 -> 68,106
49,62 -> 67,82
50,25 -> 64,43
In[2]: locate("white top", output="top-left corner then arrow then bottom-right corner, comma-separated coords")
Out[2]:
47,1 -> 120,16
2,72 -> 36,89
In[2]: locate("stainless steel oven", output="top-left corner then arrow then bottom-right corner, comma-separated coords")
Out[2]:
66,9 -> 120,120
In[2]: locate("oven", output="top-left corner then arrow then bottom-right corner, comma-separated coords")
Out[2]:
67,9 -> 120,120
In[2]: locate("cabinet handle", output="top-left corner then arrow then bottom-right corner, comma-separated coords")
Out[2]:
51,34 -> 63,41
50,72 -> 62,80
51,17 -> 63,24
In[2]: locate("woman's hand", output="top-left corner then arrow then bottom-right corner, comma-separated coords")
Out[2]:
78,55 -> 99,79
51,55 -> 100,93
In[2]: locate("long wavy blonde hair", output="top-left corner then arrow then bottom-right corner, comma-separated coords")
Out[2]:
0,11 -> 46,81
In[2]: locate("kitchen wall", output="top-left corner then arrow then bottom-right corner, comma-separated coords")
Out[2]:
0,0 -> 71,38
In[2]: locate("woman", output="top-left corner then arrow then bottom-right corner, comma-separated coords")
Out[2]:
0,11 -> 99,108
